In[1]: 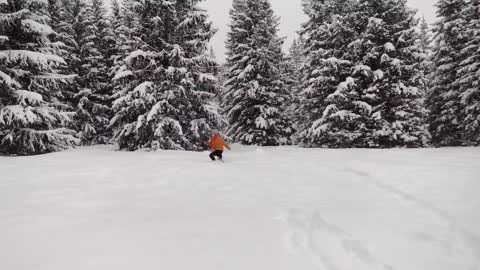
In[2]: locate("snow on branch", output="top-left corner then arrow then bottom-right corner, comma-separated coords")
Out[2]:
15,90 -> 43,106
154,117 -> 184,137
373,70 -> 384,80
169,45 -> 185,61
0,9 -> 30,26
331,110 -> 361,121
384,42 -> 395,52
0,70 -> 21,87
198,73 -> 217,82
0,105 -> 40,126
353,101 -> 373,115
21,19 -> 53,36
238,64 -> 254,79
1,128 -> 79,154
0,35 -> 8,42
147,100 -> 178,122
27,0 -> 49,5
0,50 -> 66,69
353,64 -> 372,76
112,81 -> 154,108
125,50 -> 154,64
255,116 -> 268,129
32,73 -> 77,80
113,69 -> 133,81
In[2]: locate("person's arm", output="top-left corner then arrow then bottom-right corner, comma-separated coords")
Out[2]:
224,142 -> 231,150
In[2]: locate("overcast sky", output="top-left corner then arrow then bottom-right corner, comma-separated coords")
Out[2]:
199,0 -> 437,63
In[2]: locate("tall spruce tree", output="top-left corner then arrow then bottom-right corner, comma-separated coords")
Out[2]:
223,0 -> 292,146
0,0 -> 78,155
74,0 -> 115,144
110,0 -> 223,151
457,0 -> 480,145
284,36 -> 305,135
109,0 -> 138,94
296,0 -> 360,147
416,16 -> 434,95
298,0 -> 430,148
427,0 -> 468,146
289,36 -> 306,72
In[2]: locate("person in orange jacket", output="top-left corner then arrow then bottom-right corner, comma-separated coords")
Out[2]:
207,131 -> 231,161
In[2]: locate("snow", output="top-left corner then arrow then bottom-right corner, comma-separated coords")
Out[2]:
0,105 -> 38,125
1,147 -> 479,270
33,74 -> 77,80
0,9 -> 30,25
113,82 -> 154,107
15,90 -> 43,105
354,64 -> 372,76
28,0 -> 49,4
255,115 -> 268,129
0,50 -> 66,67
113,70 -> 133,81
0,0 -> 7,5
373,69 -> 384,80
125,50 -> 152,63
199,73 -> 217,82
384,42 -> 395,52
0,70 -> 20,87
0,35 -> 8,42
21,19 -> 53,36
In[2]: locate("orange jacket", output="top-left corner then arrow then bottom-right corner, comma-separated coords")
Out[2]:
208,134 -> 230,151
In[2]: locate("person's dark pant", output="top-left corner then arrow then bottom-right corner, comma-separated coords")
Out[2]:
209,150 -> 223,161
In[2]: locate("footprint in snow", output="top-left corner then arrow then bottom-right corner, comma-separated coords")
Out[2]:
279,209 -> 394,270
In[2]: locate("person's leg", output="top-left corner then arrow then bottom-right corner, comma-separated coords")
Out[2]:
209,151 -> 216,161
217,151 -> 223,160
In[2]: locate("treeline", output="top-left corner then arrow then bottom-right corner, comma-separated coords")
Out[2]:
0,0 -> 478,156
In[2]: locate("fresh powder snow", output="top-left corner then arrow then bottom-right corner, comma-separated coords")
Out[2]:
1,146 -> 479,270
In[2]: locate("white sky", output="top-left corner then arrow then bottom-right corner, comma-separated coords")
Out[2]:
199,0 -> 437,63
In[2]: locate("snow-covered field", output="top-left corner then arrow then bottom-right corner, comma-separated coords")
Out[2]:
1,146 -> 480,270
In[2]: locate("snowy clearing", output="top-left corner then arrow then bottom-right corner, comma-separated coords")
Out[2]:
1,146 -> 480,270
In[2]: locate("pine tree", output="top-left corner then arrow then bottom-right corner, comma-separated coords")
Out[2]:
74,0 -> 115,144
223,0 -> 293,146
298,0 -> 430,148
110,0 -> 223,151
457,0 -> 480,145
296,0 -> 360,147
0,0 -> 78,155
208,46 -> 219,76
289,35 -> 306,73
109,0 -> 138,91
416,16 -> 433,95
427,0 -> 468,146
283,37 -> 304,135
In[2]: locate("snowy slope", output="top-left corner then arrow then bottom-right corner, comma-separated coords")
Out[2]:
1,146 -> 479,270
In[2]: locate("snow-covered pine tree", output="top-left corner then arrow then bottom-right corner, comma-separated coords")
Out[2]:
457,0 -> 480,145
296,0 -> 360,147
109,0 -> 138,89
223,0 -> 293,146
50,0 -> 81,77
298,0 -> 430,148
427,0 -> 468,146
74,0 -> 115,144
415,16 -> 434,95
349,0 -> 430,147
285,35 -> 306,96
283,36 -> 305,136
289,35 -> 306,73
208,46 -> 219,76
0,0 -> 78,155
110,0 -> 223,151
